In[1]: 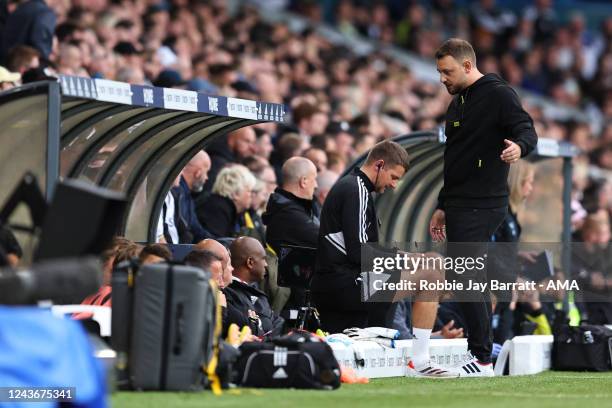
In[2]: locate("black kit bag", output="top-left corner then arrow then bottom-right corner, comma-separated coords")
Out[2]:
552,323 -> 612,372
236,332 -> 341,389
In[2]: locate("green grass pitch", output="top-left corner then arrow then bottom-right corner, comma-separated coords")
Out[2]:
112,371 -> 612,408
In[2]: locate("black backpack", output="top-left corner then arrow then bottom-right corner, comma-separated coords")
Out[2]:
236,332 -> 341,389
552,322 -> 612,372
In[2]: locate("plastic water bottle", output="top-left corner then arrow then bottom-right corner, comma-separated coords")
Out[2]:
583,330 -> 594,344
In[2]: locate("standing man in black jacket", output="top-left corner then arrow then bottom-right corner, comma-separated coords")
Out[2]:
429,38 -> 538,377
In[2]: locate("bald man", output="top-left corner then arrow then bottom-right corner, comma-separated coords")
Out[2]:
174,150 -> 212,243
262,157 -> 320,316
262,157 -> 320,255
223,237 -> 284,337
195,238 -> 233,288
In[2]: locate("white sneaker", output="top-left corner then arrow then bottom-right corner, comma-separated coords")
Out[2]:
407,360 -> 459,378
456,354 -> 494,377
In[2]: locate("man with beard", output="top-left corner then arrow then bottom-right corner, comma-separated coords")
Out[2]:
429,38 -> 537,377
174,150 -> 213,243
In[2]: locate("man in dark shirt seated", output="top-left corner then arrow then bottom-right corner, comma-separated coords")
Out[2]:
173,150 -> 213,243
263,157 -> 320,254
262,157 -> 320,313
223,236 -> 284,337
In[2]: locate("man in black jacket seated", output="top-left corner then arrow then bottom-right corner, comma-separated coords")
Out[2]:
262,157 -> 320,315
263,157 -> 320,254
224,236 -> 284,337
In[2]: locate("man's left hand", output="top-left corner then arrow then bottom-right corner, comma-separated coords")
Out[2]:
501,139 -> 521,163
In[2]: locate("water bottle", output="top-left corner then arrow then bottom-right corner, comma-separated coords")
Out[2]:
583,330 -> 594,344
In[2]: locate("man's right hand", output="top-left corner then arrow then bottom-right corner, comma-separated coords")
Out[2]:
429,209 -> 446,241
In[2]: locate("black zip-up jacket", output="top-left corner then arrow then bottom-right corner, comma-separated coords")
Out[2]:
438,73 -> 538,210
262,188 -> 320,255
223,279 -> 284,337
311,169 -> 380,291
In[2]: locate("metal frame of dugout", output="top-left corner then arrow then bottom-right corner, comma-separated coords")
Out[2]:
0,75 -> 288,246
344,129 -> 579,281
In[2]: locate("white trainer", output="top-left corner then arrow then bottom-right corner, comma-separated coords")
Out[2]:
456,354 -> 494,377
407,360 -> 459,378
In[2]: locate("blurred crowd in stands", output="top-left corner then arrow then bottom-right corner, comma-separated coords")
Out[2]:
0,0 -> 610,332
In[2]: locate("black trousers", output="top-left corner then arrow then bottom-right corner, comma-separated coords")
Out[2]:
445,206 -> 507,363
313,281 -> 395,334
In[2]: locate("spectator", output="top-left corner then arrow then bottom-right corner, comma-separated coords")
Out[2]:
194,238 -> 233,288
239,177 -> 267,244
303,147 -> 327,173
254,164 -> 277,201
224,236 -> 284,337
270,133 -> 305,181
1,0 -> 56,62
197,165 -> 256,238
203,127 -> 257,192
490,160 -> 536,347
174,150 -> 213,243
5,45 -> 39,74
262,157 -> 320,313
138,243 -> 172,265
254,128 -> 273,160
263,157 -> 320,255
156,178 -> 180,244
572,212 -> 612,324
316,169 -> 339,205
290,102 -> 328,142
184,248 -> 225,288
327,151 -> 347,174
78,238 -> 140,311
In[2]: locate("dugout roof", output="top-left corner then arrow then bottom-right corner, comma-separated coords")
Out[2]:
0,76 -> 287,242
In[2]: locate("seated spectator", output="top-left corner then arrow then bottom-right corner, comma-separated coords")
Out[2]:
6,45 -> 40,74
271,133 -> 305,179
239,178 -> 267,244
291,102 -> 329,142
263,157 -> 320,254
316,170 -> 339,205
303,147 -> 328,173
197,165 -> 256,238
0,0 -> 56,61
223,237 -> 284,337
174,150 -> 213,243
138,243 -> 173,265
194,238 -> 234,288
327,151 -> 347,174
572,212 -> 612,324
184,249 -> 226,297
262,157 -> 320,314
202,127 -> 257,193
155,177 -> 180,244
76,238 -> 141,317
